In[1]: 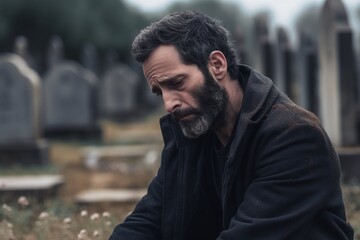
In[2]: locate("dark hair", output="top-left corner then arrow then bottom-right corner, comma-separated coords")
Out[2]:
132,11 -> 239,80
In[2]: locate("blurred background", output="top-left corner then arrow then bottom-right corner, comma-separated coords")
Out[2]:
1,0 -> 360,239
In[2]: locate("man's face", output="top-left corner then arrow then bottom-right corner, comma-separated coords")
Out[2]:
143,45 -> 228,138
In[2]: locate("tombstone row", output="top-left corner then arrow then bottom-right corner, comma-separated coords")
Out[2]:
0,52 -> 162,165
245,0 -> 360,147
2,0 -> 360,151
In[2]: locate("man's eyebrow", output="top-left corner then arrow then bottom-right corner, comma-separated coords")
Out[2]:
149,73 -> 186,93
159,74 -> 186,84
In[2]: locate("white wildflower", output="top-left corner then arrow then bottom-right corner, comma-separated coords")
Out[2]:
2,204 -> 12,212
77,229 -> 87,239
93,230 -> 100,237
102,211 -> 110,218
90,213 -> 99,221
63,217 -> 71,224
39,211 -> 49,220
17,196 -> 29,207
80,210 -> 88,217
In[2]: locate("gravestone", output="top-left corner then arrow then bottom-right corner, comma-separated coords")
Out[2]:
0,175 -> 64,200
233,26 -> 248,64
100,64 -> 141,120
46,36 -> 64,70
43,61 -> 102,139
318,0 -> 358,146
104,50 -> 119,72
275,28 -> 296,102
81,43 -> 98,75
297,31 -> 319,116
0,54 -> 48,165
13,36 -> 36,71
252,14 -> 275,80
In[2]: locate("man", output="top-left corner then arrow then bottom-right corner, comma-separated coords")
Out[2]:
110,11 -> 354,239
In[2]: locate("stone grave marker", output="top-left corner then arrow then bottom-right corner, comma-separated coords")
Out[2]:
43,61 -> 102,139
82,144 -> 161,173
0,53 -> 48,165
46,35 -> 64,70
318,0 -> 358,146
253,14 -> 275,80
13,36 -> 36,71
81,43 -> 98,75
297,31 -> 319,116
100,64 -> 141,120
276,28 -> 296,102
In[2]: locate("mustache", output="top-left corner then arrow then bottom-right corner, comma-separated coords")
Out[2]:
171,108 -> 199,121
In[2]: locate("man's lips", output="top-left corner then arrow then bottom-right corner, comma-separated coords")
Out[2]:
172,109 -> 197,122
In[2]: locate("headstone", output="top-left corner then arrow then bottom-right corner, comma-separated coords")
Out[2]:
76,189 -> 146,204
252,14 -> 275,80
0,53 -> 48,165
82,144 -> 161,173
13,36 -> 36,70
81,43 -> 98,75
275,28 -> 296,101
43,61 -> 102,139
297,31 -> 319,116
103,50 -> 119,72
0,175 -> 64,202
100,64 -> 141,120
46,36 -> 64,70
233,26 -> 248,64
0,175 -> 63,193
318,0 -> 358,146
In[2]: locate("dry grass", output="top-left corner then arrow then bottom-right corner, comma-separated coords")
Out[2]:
1,110 -> 360,239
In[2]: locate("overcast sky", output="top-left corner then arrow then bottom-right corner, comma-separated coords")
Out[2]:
124,0 -> 360,45
124,0 -> 359,29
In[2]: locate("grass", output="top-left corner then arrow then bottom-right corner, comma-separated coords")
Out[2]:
0,196 -> 119,239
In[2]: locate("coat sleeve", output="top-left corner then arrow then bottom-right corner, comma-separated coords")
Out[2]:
109,154 -> 164,240
217,120 -> 351,239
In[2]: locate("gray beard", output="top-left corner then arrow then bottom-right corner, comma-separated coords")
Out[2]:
178,83 -> 228,139
171,68 -> 229,139
179,114 -> 211,139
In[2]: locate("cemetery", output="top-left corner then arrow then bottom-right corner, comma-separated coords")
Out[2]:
0,0 -> 360,238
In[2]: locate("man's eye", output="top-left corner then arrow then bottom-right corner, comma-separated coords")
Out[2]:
172,80 -> 183,88
154,90 -> 162,96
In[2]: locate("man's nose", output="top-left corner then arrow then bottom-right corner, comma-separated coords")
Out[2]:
163,91 -> 180,113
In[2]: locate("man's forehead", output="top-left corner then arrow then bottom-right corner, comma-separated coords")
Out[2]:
143,46 -> 182,81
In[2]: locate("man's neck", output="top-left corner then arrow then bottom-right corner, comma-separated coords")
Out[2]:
215,79 -> 243,147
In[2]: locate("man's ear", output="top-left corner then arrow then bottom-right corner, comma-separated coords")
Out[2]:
208,50 -> 228,81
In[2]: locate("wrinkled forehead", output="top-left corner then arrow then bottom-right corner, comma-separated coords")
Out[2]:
143,45 -> 183,82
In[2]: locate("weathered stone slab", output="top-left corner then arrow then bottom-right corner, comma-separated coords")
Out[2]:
253,14 -> 275,80
297,31 -> 319,116
82,144 -> 161,173
0,174 -> 64,201
76,189 -> 146,204
46,35 -> 64,70
319,0 -> 358,146
0,53 -> 49,165
43,61 -> 102,139
100,64 -> 141,120
0,175 -> 64,191
276,28 -> 296,102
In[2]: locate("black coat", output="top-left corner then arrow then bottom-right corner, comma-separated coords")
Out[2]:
109,65 -> 354,239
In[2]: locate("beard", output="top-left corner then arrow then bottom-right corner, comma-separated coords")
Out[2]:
172,70 -> 229,139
